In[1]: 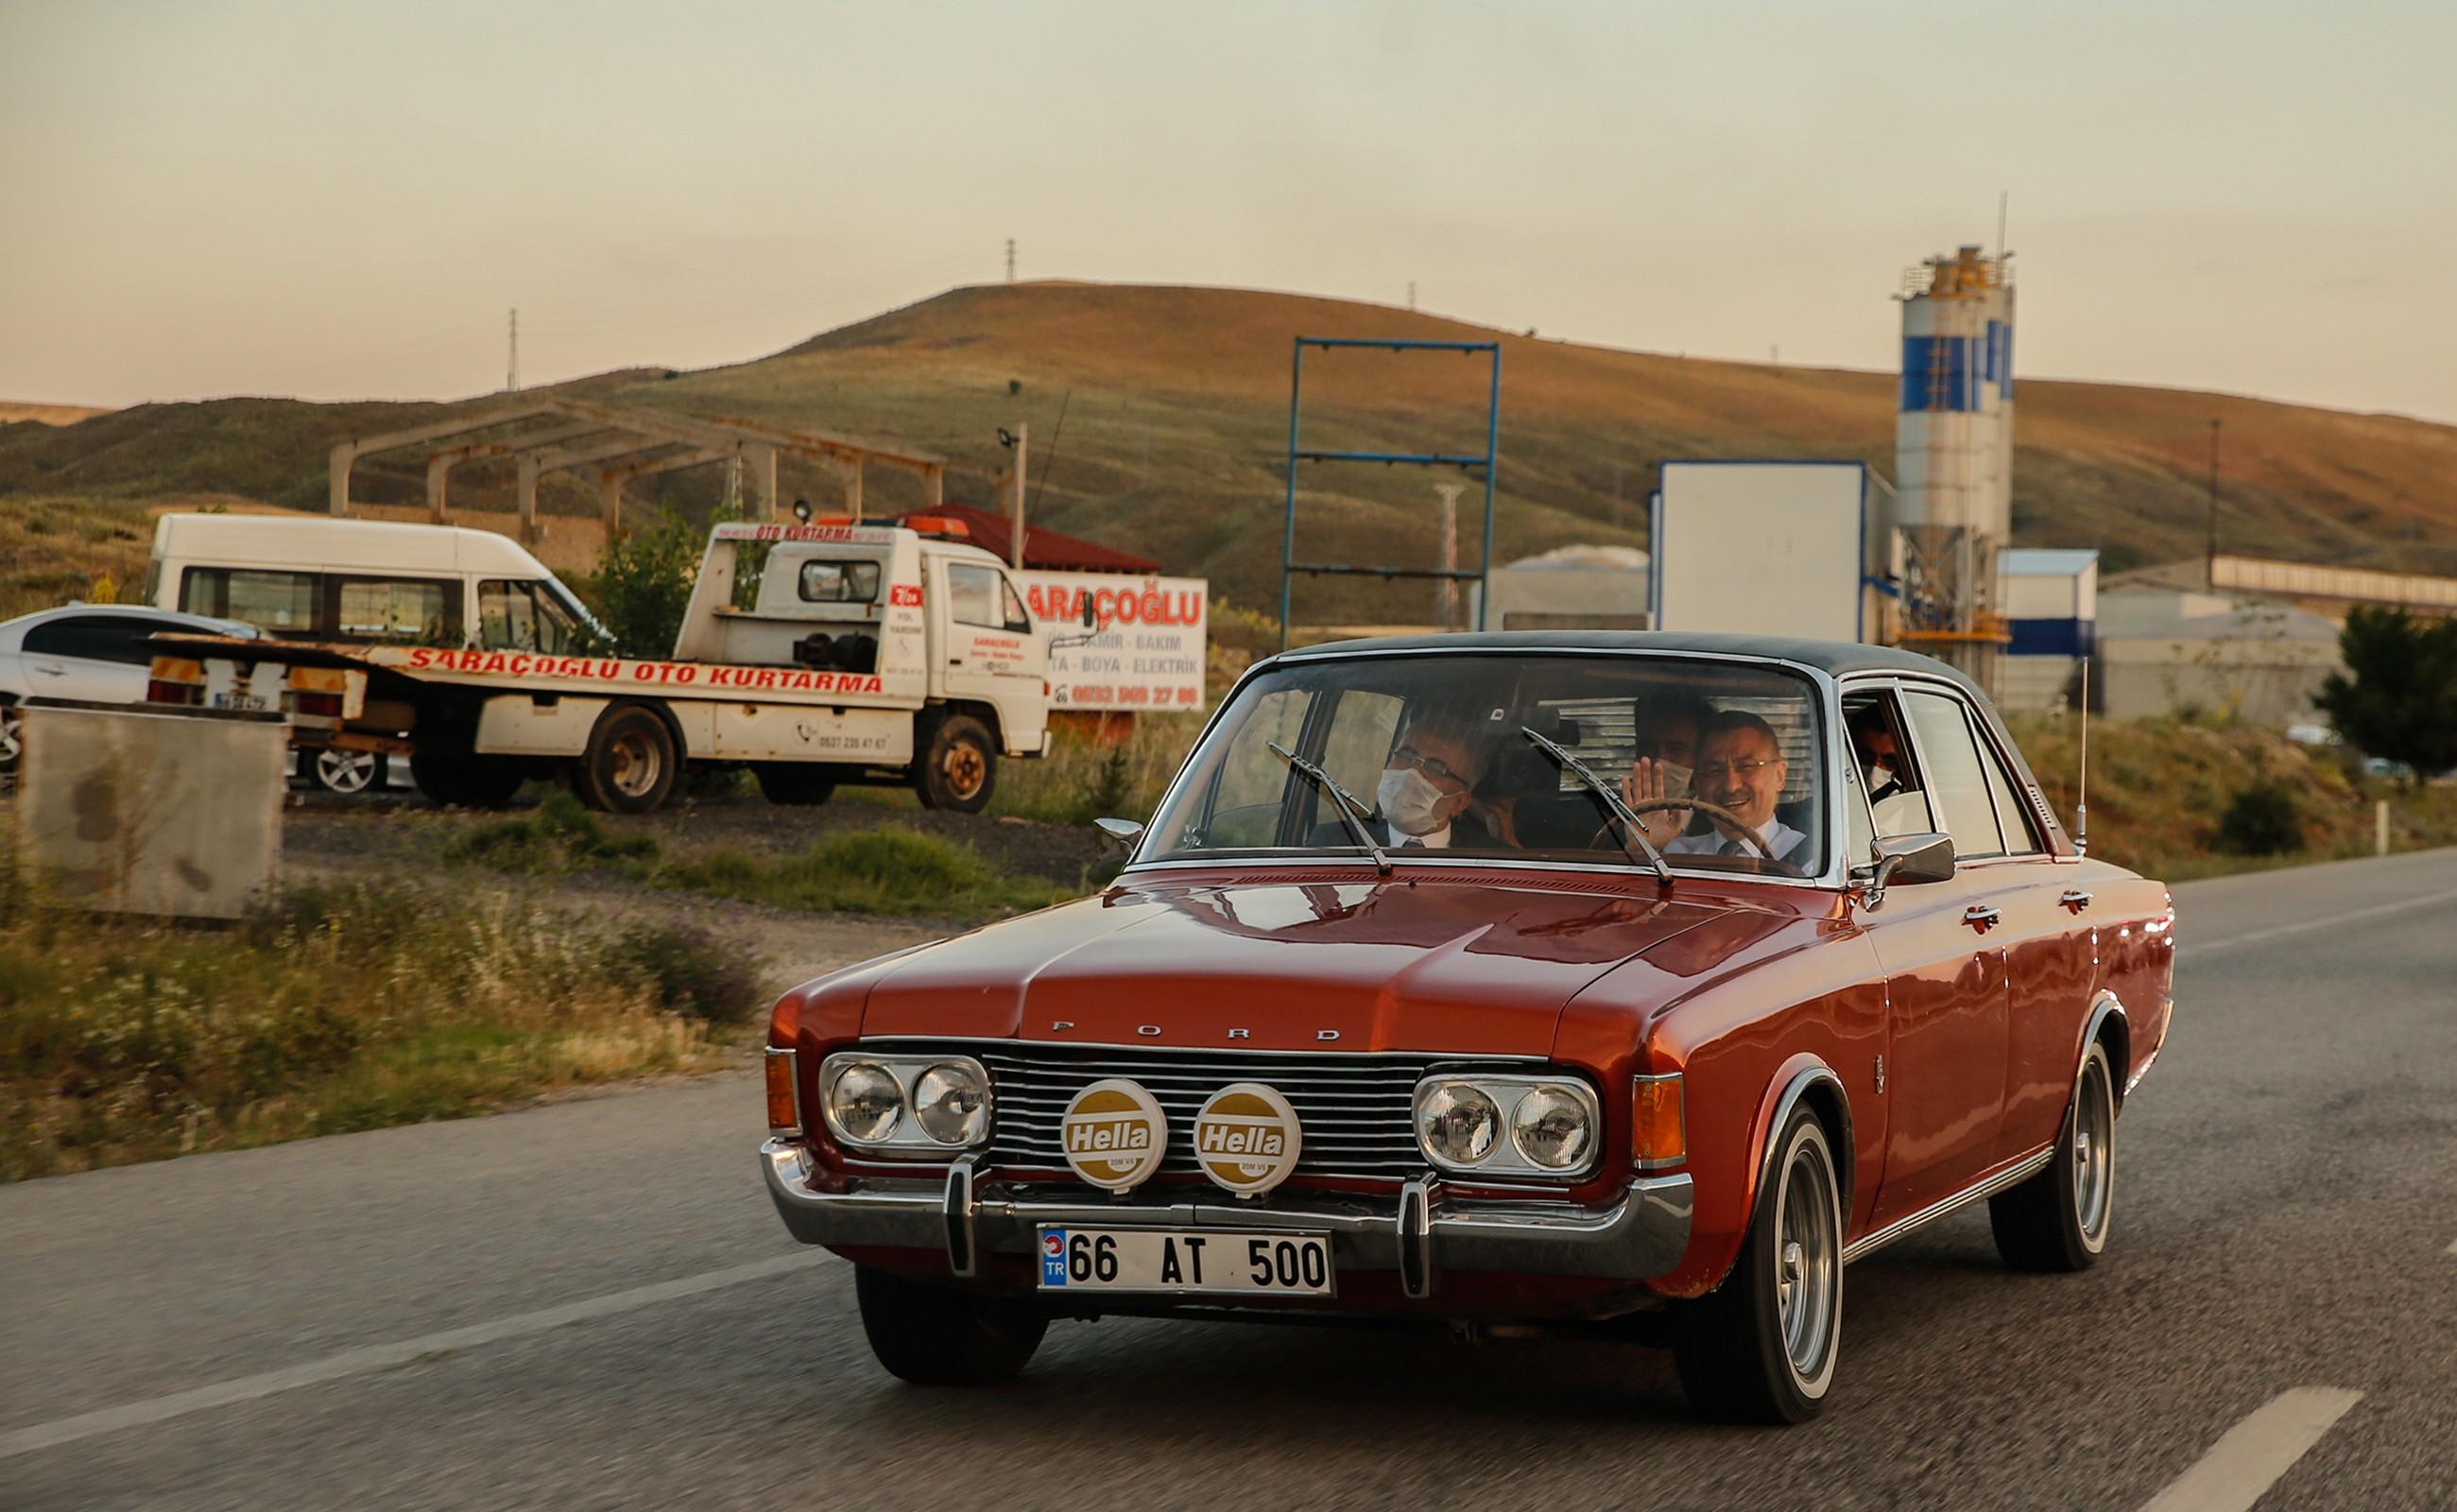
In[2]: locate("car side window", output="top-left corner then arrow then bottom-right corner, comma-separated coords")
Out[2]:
947,564 -> 1003,629
1902,689 -> 2006,859
479,579 -> 585,654
1198,687 -> 1315,847
799,559 -> 881,603
22,615 -> 163,665
1843,689 -> 1936,838
1976,728 -> 2045,856
997,574 -> 1033,633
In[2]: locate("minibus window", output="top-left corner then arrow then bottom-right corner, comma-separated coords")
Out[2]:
180,568 -> 318,636
334,578 -> 454,644
480,579 -> 586,654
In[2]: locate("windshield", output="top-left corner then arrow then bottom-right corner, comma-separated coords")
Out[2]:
1142,652 -> 1830,878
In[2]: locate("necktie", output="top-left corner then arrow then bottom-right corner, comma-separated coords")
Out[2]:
1720,836 -> 1749,857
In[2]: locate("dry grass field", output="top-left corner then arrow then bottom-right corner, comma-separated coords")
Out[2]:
3,283 -> 2452,627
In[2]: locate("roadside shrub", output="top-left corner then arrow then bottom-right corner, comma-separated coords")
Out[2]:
444,792 -> 660,872
580,508 -> 702,658
0,881 -> 737,1178
2216,782 -> 2305,855
662,825 -> 1071,919
612,921 -> 765,1025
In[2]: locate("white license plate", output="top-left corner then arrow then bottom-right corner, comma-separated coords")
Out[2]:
1037,1227 -> 1333,1297
212,692 -> 269,712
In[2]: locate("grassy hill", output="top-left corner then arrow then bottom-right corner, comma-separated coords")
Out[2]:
6,282 -> 2455,623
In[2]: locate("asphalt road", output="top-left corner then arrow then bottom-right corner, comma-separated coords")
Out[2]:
8,849 -> 2456,1510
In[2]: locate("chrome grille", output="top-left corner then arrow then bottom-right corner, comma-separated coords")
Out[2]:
860,1040 -> 1522,1182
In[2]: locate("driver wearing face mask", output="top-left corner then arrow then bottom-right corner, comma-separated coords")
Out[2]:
1312,717 -> 1495,850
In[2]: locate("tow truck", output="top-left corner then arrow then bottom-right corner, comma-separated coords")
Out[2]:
149,515 -> 1087,814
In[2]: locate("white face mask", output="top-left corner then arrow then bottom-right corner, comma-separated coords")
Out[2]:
1376,765 -> 1448,836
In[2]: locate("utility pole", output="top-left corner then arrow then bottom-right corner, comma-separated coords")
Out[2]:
2206,417 -> 2223,571
1001,423 -> 1028,568
1434,481 -> 1464,629
1005,239 -> 1016,284
507,308 -> 519,391
1407,280 -> 1417,313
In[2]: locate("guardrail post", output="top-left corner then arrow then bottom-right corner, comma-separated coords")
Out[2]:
2376,798 -> 2390,856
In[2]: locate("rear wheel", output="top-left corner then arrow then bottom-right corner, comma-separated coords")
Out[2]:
854,1264 -> 1046,1386
0,701 -> 21,774
574,705 -> 678,815
310,748 -> 387,796
1990,1040 -> 2116,1272
913,713 -> 995,813
753,763 -> 837,806
1670,1106 -> 1844,1424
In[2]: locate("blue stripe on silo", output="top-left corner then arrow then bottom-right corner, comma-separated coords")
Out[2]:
2006,618 -> 2091,657
1900,335 -> 1978,412
2002,323 -> 2014,400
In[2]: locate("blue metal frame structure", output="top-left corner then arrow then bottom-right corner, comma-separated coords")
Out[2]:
1280,337 -> 1501,650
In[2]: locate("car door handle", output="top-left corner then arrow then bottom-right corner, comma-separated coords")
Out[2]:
1963,904 -> 2001,933
2059,889 -> 2093,914
30,664 -> 65,677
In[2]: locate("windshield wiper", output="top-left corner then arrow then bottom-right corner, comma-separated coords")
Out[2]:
1267,741 -> 1389,875
1521,726 -> 1674,889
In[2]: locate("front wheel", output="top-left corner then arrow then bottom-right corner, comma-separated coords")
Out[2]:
1990,1040 -> 2116,1272
854,1264 -> 1046,1385
1670,1106 -> 1844,1424
913,713 -> 996,813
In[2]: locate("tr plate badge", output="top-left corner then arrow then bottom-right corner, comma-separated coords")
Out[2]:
1060,1078 -> 1169,1192
1194,1082 -> 1302,1196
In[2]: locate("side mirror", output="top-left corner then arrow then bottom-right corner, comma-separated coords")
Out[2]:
1081,595 -> 1099,628
1853,832 -> 1954,910
1092,816 -> 1144,855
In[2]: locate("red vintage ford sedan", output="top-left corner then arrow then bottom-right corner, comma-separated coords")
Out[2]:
761,633 -> 2175,1422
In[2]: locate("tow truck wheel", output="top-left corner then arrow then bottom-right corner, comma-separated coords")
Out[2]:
914,713 -> 996,814
753,764 -> 836,806
575,705 -> 678,815
854,1264 -> 1045,1385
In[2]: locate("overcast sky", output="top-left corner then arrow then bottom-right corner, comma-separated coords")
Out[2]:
4,1 -> 2451,421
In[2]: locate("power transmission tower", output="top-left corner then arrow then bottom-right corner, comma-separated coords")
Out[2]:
1434,481 -> 1465,628
1407,281 -> 1417,312
1005,239 -> 1016,283
507,308 -> 519,391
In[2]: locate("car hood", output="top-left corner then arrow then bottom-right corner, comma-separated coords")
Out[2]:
853,870 -> 1745,1057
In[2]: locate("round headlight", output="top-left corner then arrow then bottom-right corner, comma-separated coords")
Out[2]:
913,1062 -> 988,1144
828,1062 -> 903,1143
1510,1085 -> 1593,1170
1418,1082 -> 1502,1167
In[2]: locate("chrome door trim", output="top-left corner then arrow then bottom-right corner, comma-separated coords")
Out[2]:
1840,1144 -> 2055,1264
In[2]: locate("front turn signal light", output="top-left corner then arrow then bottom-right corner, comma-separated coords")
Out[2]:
1632,1073 -> 1685,1170
765,1048 -> 801,1135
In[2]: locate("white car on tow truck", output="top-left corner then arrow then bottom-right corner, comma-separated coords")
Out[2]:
149,514 -> 1086,813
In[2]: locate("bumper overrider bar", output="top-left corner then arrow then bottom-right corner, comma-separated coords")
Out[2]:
760,1140 -> 1692,1298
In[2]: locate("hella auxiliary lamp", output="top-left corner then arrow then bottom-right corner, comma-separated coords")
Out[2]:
816,1051 -> 993,1156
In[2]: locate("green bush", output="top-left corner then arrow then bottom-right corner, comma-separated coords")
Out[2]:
2216,782 -> 2305,855
613,921 -> 765,1025
444,791 -> 661,871
580,509 -> 702,658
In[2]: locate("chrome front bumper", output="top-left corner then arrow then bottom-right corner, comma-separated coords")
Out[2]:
760,1140 -> 1692,1298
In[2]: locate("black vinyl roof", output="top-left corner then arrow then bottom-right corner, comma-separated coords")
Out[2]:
1276,630 -> 1981,693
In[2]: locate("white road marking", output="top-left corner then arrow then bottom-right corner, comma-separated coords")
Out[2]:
2181,887 -> 2457,959
0,1252 -> 811,1460
2136,1387 -> 2364,1512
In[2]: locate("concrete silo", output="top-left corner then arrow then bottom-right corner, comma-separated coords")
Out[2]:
1894,245 -> 2015,688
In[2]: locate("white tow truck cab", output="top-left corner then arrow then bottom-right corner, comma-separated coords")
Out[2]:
146,513 -> 1083,815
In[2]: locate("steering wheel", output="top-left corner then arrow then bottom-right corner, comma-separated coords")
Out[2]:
1590,796 -> 1783,865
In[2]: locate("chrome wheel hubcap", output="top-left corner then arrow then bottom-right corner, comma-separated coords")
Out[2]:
2073,1058 -> 2115,1244
1771,1133 -> 1840,1386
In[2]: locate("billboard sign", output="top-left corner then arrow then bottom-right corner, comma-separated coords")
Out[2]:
1021,572 -> 1209,711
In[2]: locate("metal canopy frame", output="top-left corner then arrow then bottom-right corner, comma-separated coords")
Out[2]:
327,396 -> 947,542
1280,337 -> 1501,650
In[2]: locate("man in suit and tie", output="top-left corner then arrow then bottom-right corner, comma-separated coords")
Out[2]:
1311,716 -> 1498,851
1661,710 -> 1812,866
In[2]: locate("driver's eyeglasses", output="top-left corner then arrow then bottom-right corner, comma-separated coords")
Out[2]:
1391,746 -> 1465,785
1696,758 -> 1779,781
